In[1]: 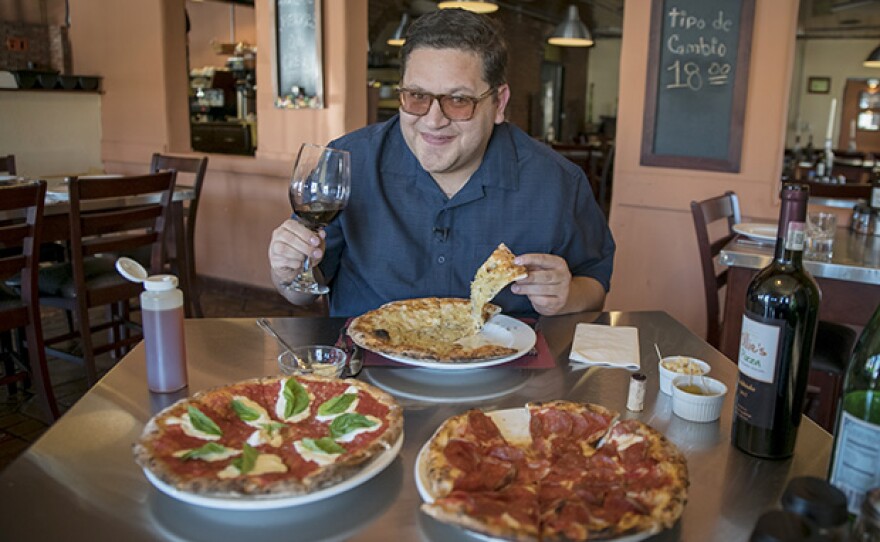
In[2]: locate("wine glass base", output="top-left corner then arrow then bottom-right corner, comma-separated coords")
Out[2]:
285,280 -> 329,296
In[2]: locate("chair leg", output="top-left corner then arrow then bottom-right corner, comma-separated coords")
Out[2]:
1,331 -> 18,395
23,321 -> 60,421
75,304 -> 99,387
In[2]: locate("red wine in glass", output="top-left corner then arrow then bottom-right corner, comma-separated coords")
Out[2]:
284,143 -> 351,295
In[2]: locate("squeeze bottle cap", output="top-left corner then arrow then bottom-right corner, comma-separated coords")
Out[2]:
115,257 -> 178,291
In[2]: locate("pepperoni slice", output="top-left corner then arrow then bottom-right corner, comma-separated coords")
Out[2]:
467,410 -> 505,443
453,456 -> 515,492
445,438 -> 481,472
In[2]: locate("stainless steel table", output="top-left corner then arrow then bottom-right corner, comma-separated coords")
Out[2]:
718,229 -> 880,360
0,312 -> 832,541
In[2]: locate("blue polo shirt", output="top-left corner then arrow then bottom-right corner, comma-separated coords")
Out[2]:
319,116 -> 615,317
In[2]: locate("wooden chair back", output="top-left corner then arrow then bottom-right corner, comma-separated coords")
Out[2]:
690,191 -> 741,347
0,180 -> 59,420
0,154 -> 16,175
150,153 -> 208,317
67,172 -> 177,305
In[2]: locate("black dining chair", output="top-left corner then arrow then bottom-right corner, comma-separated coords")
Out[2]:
0,180 -> 60,422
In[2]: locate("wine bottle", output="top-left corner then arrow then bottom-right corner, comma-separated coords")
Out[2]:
828,301 -> 880,516
732,183 -> 821,459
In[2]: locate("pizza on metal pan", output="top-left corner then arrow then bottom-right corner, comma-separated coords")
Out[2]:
134,375 -> 403,497
420,401 -> 688,541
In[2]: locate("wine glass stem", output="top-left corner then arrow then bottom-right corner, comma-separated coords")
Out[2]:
300,256 -> 318,285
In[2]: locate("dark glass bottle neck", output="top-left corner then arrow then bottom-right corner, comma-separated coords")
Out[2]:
775,185 -> 808,265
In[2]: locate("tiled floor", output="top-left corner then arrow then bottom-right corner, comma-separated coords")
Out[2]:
0,278 -> 323,472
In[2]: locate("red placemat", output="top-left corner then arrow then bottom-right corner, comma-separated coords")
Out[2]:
341,318 -> 555,369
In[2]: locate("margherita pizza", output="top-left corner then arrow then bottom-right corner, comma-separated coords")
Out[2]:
419,401 -> 688,541
134,375 -> 403,498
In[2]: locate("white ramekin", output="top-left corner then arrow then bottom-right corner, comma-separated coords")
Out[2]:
671,374 -> 727,423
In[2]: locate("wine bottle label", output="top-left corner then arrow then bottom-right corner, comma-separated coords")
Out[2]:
830,410 -> 880,515
783,222 -> 805,252
871,187 -> 880,209
734,314 -> 784,429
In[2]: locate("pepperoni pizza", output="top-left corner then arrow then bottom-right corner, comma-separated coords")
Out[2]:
419,401 -> 688,541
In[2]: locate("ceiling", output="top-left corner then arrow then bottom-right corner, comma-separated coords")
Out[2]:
401,0 -> 880,39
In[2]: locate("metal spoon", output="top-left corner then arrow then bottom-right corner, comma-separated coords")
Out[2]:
256,318 -> 312,372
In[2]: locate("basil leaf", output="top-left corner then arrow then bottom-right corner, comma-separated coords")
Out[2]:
261,421 -> 287,432
231,399 -> 262,422
302,437 -> 346,455
232,443 -> 258,474
282,378 -> 310,419
187,405 -> 222,436
318,393 -> 356,417
330,413 -> 377,440
180,442 -> 229,461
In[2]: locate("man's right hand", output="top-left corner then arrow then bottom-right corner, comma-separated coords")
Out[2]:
269,219 -> 325,293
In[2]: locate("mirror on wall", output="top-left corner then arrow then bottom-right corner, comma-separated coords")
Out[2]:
186,0 -> 256,156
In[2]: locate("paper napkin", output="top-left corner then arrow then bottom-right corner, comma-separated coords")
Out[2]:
568,323 -> 640,370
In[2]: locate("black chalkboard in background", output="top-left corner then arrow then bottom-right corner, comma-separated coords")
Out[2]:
274,0 -> 324,109
640,0 -> 755,172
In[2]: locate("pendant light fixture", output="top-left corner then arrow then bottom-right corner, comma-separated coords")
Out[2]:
387,13 -> 410,47
865,44 -> 880,68
437,1 -> 499,14
548,5 -> 594,48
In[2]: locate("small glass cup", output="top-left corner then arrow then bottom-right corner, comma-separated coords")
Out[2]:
805,212 -> 837,260
278,345 -> 347,378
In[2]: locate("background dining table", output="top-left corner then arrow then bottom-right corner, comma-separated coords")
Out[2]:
0,311 -> 832,541
0,176 -> 199,316
719,227 -> 880,361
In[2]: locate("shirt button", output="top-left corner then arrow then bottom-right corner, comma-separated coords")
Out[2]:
437,256 -> 446,264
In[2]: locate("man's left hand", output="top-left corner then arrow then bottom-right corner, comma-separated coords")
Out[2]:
510,253 -> 571,315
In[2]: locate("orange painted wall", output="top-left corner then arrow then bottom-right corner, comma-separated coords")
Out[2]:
66,0 -> 368,288
605,0 -> 800,342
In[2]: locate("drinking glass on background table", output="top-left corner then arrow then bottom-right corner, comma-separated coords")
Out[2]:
805,212 -> 837,260
284,143 -> 351,294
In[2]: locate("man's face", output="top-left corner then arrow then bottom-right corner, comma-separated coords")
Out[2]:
399,48 -> 510,182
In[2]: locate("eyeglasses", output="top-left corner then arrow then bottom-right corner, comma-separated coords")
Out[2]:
396,86 -> 496,121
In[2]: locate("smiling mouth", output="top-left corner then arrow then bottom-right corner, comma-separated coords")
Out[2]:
421,132 -> 455,145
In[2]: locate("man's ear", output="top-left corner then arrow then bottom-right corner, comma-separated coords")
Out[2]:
493,84 -> 511,124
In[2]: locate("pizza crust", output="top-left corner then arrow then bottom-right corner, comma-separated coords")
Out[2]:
134,375 -> 403,498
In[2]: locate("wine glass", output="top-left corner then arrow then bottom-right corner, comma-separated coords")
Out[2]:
285,143 -> 351,295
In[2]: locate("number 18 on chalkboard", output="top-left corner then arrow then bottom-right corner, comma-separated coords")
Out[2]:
641,0 -> 755,172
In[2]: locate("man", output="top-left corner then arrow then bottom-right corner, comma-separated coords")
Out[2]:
269,8 -> 614,318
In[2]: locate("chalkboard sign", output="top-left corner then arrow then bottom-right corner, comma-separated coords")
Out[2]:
274,0 -> 324,109
640,0 -> 755,172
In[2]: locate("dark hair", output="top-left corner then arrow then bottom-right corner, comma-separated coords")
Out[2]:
400,8 -> 508,88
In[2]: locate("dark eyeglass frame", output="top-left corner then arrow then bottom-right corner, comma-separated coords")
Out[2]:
396,86 -> 497,121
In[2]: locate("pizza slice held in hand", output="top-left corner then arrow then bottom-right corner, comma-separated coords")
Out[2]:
470,243 -> 528,332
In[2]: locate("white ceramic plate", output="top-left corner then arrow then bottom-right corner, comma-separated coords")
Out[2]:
373,315 -> 536,370
363,367 -> 531,403
142,432 -> 403,510
733,223 -> 777,242
415,409 -> 655,542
